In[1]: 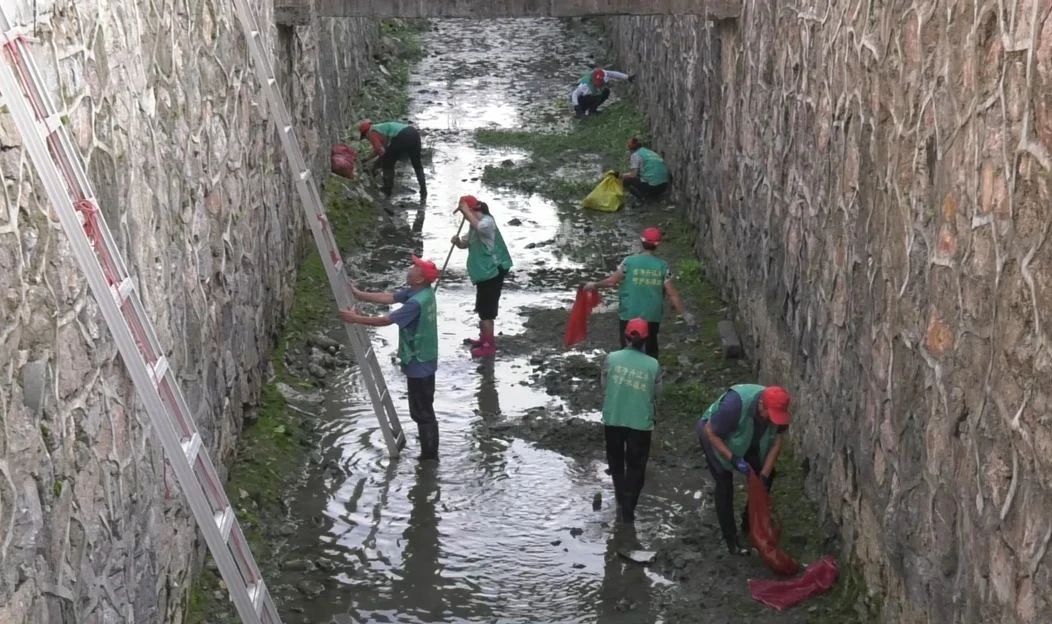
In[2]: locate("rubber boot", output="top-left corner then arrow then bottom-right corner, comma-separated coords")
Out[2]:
416,171 -> 428,201
470,338 -> 496,358
471,326 -> 496,358
417,422 -> 439,461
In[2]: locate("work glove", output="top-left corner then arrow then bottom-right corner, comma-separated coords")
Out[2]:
680,311 -> 697,327
732,456 -> 751,475
627,73 -> 636,83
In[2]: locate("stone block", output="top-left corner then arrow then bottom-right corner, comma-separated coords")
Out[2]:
716,319 -> 742,359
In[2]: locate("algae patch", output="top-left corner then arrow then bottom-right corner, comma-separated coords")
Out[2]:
476,101 -> 646,204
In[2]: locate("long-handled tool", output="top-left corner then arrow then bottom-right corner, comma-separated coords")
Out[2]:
434,214 -> 466,292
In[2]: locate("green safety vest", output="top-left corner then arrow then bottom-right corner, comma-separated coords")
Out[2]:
700,384 -> 777,471
617,254 -> 669,322
578,72 -> 599,95
397,287 -> 438,367
602,347 -> 660,431
635,147 -> 670,186
372,121 -> 408,139
467,219 -> 514,284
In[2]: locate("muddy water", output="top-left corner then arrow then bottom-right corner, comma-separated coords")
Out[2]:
272,20 -> 696,623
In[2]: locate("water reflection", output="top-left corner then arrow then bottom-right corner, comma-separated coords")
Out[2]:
597,526 -> 654,624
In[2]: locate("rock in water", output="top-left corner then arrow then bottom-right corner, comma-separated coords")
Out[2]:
592,492 -> 602,511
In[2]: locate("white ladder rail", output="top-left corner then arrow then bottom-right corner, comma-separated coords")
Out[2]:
229,0 -> 406,456
0,15 -> 280,624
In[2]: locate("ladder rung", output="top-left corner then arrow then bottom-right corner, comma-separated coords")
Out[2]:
247,580 -> 266,615
39,112 -> 62,137
297,169 -> 310,181
250,30 -> 261,40
181,433 -> 202,465
150,356 -> 169,386
214,506 -> 235,542
282,124 -> 292,134
266,77 -> 276,87
110,277 -> 135,304
376,388 -> 389,405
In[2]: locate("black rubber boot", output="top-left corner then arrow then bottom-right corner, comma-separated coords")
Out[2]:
417,422 -> 439,461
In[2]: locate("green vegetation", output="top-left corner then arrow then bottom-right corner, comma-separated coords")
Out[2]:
184,19 -> 423,624
476,102 -> 646,203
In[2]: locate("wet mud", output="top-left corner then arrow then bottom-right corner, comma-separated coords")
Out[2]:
197,17 -> 880,624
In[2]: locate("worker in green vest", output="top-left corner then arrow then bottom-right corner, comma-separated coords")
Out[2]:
697,384 -> 792,554
450,195 -> 514,358
357,119 -> 427,200
338,256 -> 441,461
583,227 -> 695,357
623,137 -> 670,199
602,318 -> 662,523
570,67 -> 633,117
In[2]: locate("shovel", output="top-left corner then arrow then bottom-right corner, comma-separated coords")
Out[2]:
434,214 -> 466,292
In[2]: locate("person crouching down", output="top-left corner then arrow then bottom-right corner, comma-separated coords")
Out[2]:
601,319 -> 662,523
339,256 -> 441,461
570,67 -> 633,117
623,137 -> 670,200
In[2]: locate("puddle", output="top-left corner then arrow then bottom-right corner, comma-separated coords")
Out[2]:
271,18 -> 702,624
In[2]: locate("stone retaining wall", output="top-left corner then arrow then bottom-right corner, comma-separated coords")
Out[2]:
606,3 -> 1052,622
0,1 -> 376,621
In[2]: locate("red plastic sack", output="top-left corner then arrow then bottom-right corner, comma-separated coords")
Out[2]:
748,556 -> 839,611
747,473 -> 801,576
563,288 -> 601,347
330,143 -> 358,179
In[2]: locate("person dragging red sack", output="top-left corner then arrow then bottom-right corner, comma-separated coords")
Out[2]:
564,288 -> 602,347
696,384 -> 792,555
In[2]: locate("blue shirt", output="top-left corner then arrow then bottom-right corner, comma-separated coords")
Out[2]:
698,389 -> 788,463
390,287 -> 438,379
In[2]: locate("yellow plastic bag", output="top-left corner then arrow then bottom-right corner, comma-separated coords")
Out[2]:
581,171 -> 624,212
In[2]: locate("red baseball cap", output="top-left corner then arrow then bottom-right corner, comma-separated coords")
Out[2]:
641,227 -> 662,244
459,195 -> 481,211
592,68 -> 605,85
357,119 -> 372,137
761,386 -> 792,425
411,255 -> 440,283
624,318 -> 650,339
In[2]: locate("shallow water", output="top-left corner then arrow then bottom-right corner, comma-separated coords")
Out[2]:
271,19 -> 699,624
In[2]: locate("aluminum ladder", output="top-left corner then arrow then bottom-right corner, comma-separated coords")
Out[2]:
0,10 -> 284,622
0,11 -> 282,624
229,0 -> 406,457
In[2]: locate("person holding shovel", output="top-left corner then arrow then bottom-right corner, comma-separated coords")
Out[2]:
571,67 -> 633,117
583,227 -> 694,357
623,137 -> 670,200
449,195 -> 514,358
696,384 -> 792,554
357,118 -> 427,200
601,318 -> 662,523
338,256 -> 441,461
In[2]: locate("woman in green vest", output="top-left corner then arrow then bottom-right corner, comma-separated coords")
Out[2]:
338,256 -> 441,461
601,318 -> 662,523
623,137 -> 670,199
569,67 -> 633,117
357,118 -> 427,200
450,195 -> 513,358
697,384 -> 792,554
583,227 -> 695,357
